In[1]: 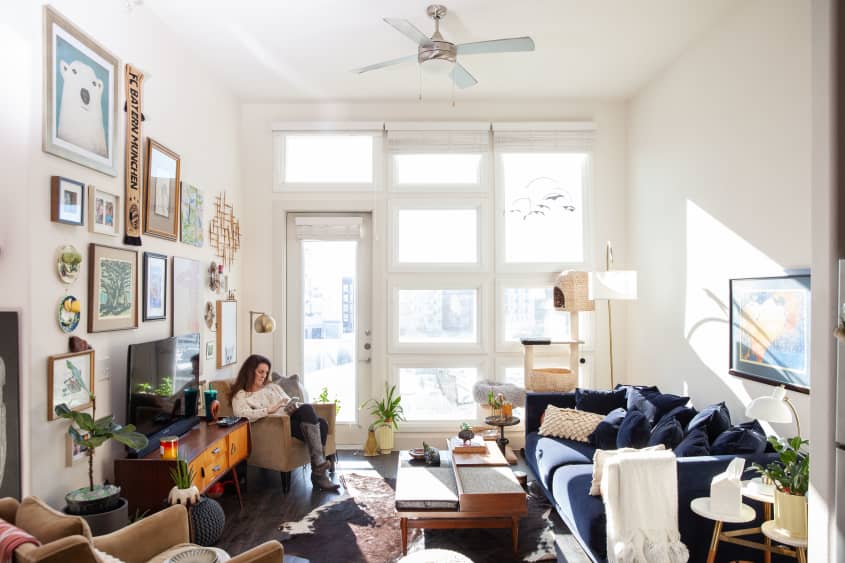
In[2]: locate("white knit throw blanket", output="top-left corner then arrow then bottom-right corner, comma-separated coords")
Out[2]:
601,450 -> 689,563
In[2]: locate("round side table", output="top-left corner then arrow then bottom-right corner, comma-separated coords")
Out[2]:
761,521 -> 807,563
484,415 -> 520,454
741,478 -> 775,563
690,497 -> 756,563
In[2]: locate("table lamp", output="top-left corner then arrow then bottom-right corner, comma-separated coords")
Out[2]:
745,384 -> 801,438
249,310 -> 276,354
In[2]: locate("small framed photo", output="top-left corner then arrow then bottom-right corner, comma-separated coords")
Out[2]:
48,349 -> 94,420
66,429 -> 91,466
205,341 -> 215,361
51,176 -> 85,225
88,186 -> 120,236
88,243 -> 138,332
143,252 -> 167,321
144,138 -> 181,240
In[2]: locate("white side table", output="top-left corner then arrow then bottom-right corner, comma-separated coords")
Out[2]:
762,521 -> 808,563
690,497 -> 756,563
741,478 -> 775,563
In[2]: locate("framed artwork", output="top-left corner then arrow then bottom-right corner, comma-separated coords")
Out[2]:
216,300 -> 238,368
43,6 -> 118,176
51,176 -> 85,225
205,341 -> 215,361
180,183 -> 204,247
729,273 -> 811,393
88,243 -> 138,332
172,257 -> 202,336
88,186 -> 120,236
144,138 -> 181,240
0,312 -> 21,498
48,349 -> 94,420
143,252 -> 167,321
66,429 -> 90,466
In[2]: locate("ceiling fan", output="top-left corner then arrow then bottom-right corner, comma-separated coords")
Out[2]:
353,4 -> 535,89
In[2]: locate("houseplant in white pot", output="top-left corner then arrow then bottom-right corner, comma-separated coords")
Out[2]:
168,459 -> 200,507
752,436 -> 809,538
361,383 -> 405,454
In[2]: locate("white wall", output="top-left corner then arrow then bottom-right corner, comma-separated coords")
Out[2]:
628,0 -> 811,435
0,1 -> 243,505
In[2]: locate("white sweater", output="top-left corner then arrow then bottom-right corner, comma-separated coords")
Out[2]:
231,383 -> 290,422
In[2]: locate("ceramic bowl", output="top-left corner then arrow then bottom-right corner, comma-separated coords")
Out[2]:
409,448 -> 426,460
166,547 -> 220,563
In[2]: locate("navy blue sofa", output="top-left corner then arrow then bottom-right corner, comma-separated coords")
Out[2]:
524,391 -> 782,563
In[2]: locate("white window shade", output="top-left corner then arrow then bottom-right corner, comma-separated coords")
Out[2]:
294,216 -> 363,240
492,122 -> 595,152
386,130 -> 490,154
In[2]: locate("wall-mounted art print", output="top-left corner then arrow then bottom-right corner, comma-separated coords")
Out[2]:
729,273 -> 811,393
205,341 -> 214,361
43,6 -> 118,176
216,300 -> 237,368
143,252 -> 167,321
144,138 -> 181,240
57,245 -> 82,284
173,257 -> 202,336
88,186 -> 120,236
88,243 -> 138,332
48,349 -> 94,420
58,295 -> 81,333
0,312 -> 21,498
180,183 -> 204,247
51,176 -> 85,226
209,192 -> 241,268
66,428 -> 90,466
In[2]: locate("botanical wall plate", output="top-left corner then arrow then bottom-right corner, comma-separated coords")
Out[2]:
57,245 -> 82,284
58,295 -> 81,333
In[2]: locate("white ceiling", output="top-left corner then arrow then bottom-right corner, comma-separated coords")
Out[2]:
144,0 -> 740,102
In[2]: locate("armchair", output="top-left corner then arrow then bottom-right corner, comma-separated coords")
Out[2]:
0,496 -> 98,563
211,378 -> 337,493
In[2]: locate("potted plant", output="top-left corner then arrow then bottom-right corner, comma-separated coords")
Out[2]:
168,458 -> 200,507
55,395 -> 148,532
752,436 -> 809,538
361,383 -> 405,454
317,386 -> 341,415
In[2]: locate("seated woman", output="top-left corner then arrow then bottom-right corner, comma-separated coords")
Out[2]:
231,354 -> 338,491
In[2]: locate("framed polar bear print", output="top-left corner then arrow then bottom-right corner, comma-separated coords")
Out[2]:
43,6 -> 118,176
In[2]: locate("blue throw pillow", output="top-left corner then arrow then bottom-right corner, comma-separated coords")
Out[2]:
589,407 -> 627,449
616,409 -> 651,449
687,402 -> 732,443
711,420 -> 768,455
674,428 -> 711,457
648,416 -> 684,449
658,405 -> 699,428
575,388 -> 627,415
628,389 -> 690,424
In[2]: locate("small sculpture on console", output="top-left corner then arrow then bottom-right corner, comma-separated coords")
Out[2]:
458,422 -> 475,445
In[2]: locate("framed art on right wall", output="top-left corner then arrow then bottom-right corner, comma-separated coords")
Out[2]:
729,272 -> 811,393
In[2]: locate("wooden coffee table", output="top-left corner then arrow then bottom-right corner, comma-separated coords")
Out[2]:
394,440 -> 527,555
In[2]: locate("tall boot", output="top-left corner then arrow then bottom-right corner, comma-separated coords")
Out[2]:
301,422 -> 338,491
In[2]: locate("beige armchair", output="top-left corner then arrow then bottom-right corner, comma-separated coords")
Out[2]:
211,378 -> 337,493
0,496 -> 97,563
93,504 -> 282,563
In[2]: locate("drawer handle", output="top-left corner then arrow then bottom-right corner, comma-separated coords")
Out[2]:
201,467 -> 206,478
212,465 -> 221,472
231,444 -> 236,454
212,447 -> 220,455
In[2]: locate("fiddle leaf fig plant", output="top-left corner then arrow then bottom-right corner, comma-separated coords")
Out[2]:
752,436 -> 809,496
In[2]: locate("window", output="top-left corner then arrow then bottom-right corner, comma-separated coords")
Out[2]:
395,363 -> 482,421
273,130 -> 381,190
397,208 -> 478,264
502,286 -> 569,342
387,128 -> 489,192
393,154 -> 482,186
398,289 -> 478,344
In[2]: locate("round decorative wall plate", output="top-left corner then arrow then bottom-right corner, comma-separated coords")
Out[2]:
58,295 -> 81,333
57,245 -> 82,284
205,301 -> 216,330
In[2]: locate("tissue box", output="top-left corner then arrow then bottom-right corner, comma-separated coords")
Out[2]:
709,457 -> 745,516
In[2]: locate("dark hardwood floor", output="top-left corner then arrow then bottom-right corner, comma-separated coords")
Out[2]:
214,449 -> 589,562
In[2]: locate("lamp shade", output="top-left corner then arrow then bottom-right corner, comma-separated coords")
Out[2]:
589,271 -> 638,301
253,313 -> 276,334
745,386 -> 792,423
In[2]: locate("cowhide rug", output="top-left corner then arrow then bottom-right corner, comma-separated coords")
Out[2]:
278,473 -> 556,563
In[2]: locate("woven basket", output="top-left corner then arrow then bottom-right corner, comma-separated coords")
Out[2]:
527,367 -> 576,392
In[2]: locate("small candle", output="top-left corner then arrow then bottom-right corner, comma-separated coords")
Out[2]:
160,436 -> 179,460
502,403 -> 513,418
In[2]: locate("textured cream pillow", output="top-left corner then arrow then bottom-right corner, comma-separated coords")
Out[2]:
589,445 -> 666,496
538,406 -> 604,442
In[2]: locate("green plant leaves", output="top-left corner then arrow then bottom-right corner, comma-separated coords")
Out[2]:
753,435 -> 810,496
360,383 -> 406,429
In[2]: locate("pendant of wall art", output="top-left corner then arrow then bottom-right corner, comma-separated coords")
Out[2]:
57,295 -> 81,334
208,193 -> 240,269
57,245 -> 82,284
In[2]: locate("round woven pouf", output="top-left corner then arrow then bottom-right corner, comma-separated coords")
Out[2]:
189,497 -> 226,546
399,549 -> 473,563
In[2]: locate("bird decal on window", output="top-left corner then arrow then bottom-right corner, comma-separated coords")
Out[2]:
508,176 -> 575,220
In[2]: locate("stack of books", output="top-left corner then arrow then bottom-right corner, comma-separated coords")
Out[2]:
450,436 -> 487,454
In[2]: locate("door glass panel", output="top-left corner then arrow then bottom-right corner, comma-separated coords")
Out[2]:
302,240 -> 357,423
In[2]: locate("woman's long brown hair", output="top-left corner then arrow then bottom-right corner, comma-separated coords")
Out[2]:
230,354 -> 272,399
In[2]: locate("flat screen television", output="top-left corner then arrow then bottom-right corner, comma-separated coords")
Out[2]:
126,333 -> 201,456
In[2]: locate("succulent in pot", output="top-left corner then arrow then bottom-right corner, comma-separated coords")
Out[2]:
458,422 -> 475,445
168,458 -> 200,507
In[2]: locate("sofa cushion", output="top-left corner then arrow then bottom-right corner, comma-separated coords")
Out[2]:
527,432 -> 595,488
15,496 -> 91,543
539,406 -> 604,443
588,407 -> 626,450
648,416 -> 684,449
628,389 -> 690,424
687,402 -> 731,443
711,420 -> 767,455
675,428 -> 711,457
659,405 -> 699,428
551,464 -> 608,560
616,409 -> 651,448
575,387 -> 627,415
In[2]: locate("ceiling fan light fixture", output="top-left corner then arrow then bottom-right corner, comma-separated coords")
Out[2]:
421,57 -> 454,76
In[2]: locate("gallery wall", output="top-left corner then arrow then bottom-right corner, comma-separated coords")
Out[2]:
0,1 -> 243,505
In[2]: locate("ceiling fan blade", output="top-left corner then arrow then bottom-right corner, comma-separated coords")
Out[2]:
383,18 -> 433,46
456,36 -> 535,55
352,54 -> 417,74
450,63 -> 478,89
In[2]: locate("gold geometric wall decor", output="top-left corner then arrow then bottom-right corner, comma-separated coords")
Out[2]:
208,192 -> 241,268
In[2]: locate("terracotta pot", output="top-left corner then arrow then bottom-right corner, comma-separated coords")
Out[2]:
774,489 -> 808,539
376,424 -> 394,454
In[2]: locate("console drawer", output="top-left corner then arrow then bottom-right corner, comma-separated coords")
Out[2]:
206,438 -> 228,468
228,425 -> 249,465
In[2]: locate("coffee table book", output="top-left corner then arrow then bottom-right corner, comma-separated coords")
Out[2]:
449,436 -> 487,454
